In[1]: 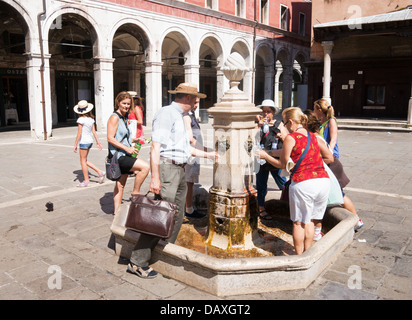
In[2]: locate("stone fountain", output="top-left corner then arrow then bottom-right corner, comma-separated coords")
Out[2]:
110,53 -> 359,296
205,52 -> 261,252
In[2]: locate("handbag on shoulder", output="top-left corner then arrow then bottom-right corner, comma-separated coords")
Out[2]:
105,151 -> 121,181
125,192 -> 178,239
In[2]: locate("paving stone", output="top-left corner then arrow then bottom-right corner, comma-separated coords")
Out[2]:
316,281 -> 378,300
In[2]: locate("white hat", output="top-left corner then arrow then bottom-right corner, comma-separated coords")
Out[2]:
257,99 -> 280,114
73,100 -> 94,114
127,91 -> 139,97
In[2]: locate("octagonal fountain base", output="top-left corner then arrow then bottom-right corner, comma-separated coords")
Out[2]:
110,200 -> 358,297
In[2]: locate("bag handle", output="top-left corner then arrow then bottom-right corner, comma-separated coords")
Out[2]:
290,130 -> 311,178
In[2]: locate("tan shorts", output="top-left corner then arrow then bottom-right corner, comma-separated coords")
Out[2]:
185,162 -> 200,183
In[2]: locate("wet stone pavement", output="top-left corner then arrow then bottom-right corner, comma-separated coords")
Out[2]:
0,124 -> 411,301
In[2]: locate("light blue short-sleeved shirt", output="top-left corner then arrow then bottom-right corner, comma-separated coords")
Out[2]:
151,102 -> 191,164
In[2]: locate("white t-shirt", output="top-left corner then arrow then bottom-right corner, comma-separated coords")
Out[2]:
77,117 -> 95,144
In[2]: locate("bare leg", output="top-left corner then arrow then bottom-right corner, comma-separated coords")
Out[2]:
79,148 -> 90,182
343,195 -> 357,215
185,182 -> 194,209
304,221 -> 315,251
86,160 -> 103,176
113,174 -> 128,214
130,159 -> 150,195
293,222 -> 305,255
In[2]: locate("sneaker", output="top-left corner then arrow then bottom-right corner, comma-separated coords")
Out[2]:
77,181 -> 89,187
313,232 -> 323,241
354,219 -> 364,231
185,210 -> 206,218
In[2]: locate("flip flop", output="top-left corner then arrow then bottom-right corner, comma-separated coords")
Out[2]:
259,210 -> 273,220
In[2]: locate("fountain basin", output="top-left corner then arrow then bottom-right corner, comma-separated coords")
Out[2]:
110,202 -> 358,296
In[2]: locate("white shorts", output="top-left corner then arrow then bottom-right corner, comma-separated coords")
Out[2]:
289,178 -> 330,224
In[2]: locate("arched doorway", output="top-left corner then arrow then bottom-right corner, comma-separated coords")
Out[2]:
112,23 -> 148,123
199,36 -> 223,109
48,13 -> 98,124
161,30 -> 190,106
0,2 -> 29,128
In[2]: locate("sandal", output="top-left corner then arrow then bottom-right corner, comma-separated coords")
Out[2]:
77,181 -> 89,187
127,263 -> 158,279
259,210 -> 273,220
98,171 -> 105,184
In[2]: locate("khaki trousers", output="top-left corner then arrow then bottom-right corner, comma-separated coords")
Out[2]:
130,162 -> 187,267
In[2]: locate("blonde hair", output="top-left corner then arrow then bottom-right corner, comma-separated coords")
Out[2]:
282,107 -> 308,127
314,99 -> 335,120
114,91 -> 132,111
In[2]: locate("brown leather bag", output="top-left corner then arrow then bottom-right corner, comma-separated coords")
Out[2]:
125,192 -> 178,239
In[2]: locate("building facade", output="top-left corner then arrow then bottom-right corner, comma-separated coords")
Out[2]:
309,0 -> 412,121
0,0 -> 311,139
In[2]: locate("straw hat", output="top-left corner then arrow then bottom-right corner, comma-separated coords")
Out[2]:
168,83 -> 206,99
73,100 -> 94,114
256,99 -> 280,115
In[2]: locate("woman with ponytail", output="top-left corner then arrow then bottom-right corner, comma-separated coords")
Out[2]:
313,99 -> 339,158
313,99 -> 364,232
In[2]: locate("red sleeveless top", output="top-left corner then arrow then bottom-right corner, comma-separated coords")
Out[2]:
289,131 -> 329,183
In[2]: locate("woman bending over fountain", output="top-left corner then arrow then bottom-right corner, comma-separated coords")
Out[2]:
258,107 -> 331,255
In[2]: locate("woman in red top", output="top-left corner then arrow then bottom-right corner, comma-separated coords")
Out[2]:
258,107 -> 331,255
127,91 -> 144,142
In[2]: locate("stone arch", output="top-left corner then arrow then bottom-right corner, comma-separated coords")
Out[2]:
111,22 -> 151,97
161,29 -> 191,105
255,42 -> 275,103
0,1 -> 32,126
198,34 -> 224,108
47,11 -> 99,122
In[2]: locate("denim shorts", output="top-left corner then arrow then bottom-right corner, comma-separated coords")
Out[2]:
79,143 -> 93,149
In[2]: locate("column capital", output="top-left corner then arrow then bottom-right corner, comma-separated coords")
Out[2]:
321,41 -> 334,54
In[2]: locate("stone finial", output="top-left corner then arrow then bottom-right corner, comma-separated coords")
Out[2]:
221,52 -> 249,92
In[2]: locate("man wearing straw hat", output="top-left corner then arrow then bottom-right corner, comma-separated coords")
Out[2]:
127,83 -> 217,279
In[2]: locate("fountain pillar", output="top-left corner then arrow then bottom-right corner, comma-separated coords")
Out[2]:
206,53 -> 261,251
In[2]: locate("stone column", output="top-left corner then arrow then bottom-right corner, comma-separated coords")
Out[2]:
274,65 -> 282,110
322,41 -> 334,104
184,64 -> 200,118
25,52 -> 52,140
264,65 -> 275,99
93,57 -> 115,131
145,61 -> 163,125
281,65 -> 293,109
206,53 -> 260,251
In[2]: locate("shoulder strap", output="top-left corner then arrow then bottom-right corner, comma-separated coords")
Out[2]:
290,131 -> 311,177
110,112 -> 129,149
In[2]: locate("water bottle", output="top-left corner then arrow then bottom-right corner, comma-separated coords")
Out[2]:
263,122 -> 269,134
257,144 -> 266,165
131,138 -> 151,158
272,141 -> 277,150
131,140 -> 142,158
